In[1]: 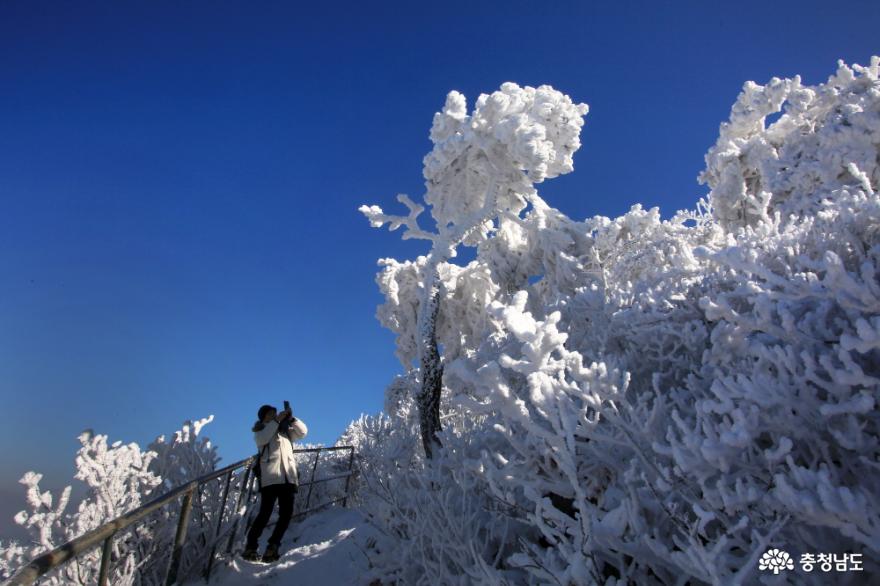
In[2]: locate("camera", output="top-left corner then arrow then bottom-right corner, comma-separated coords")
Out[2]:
278,400 -> 292,433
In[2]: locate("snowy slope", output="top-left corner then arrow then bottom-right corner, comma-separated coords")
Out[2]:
202,508 -> 383,586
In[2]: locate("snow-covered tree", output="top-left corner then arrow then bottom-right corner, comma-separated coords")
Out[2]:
361,83 -> 588,457
350,57 -> 880,584
4,432 -> 161,585
148,415 -> 219,493
0,416 -> 226,585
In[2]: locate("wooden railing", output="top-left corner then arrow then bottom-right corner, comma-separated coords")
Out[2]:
7,446 -> 356,586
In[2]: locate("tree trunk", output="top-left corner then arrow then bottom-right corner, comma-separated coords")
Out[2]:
417,278 -> 444,459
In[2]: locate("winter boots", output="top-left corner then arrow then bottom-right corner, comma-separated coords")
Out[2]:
241,547 -> 261,562
242,543 -> 281,563
261,543 -> 280,563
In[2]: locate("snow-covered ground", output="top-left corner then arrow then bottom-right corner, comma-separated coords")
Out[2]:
202,507 -> 382,586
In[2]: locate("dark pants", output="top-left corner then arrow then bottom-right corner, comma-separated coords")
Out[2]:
246,483 -> 297,548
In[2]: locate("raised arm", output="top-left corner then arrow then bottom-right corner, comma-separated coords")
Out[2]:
287,417 -> 308,442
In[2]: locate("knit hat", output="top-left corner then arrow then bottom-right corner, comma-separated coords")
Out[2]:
257,404 -> 276,421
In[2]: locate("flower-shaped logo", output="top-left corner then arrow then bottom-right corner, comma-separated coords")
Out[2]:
759,549 -> 794,574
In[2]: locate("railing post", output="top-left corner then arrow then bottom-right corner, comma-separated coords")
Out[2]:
97,532 -> 115,586
342,448 -> 356,507
225,463 -> 253,555
203,470 -> 233,582
165,487 -> 195,586
240,471 -> 260,543
304,450 -> 321,510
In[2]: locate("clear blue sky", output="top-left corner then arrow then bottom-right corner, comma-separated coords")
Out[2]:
1,0 -> 876,538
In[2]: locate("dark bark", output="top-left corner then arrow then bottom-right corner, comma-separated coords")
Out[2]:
418,286 -> 444,459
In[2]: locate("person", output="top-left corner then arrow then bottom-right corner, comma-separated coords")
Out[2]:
242,403 -> 308,563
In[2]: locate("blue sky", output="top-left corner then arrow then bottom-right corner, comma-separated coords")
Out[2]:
1,0 -> 876,537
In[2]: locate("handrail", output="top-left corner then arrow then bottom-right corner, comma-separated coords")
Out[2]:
7,446 -> 357,586
5,456 -> 256,586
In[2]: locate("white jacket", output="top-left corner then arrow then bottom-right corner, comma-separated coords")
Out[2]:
253,417 -> 308,487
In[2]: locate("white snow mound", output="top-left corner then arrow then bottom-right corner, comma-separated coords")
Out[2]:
202,508 -> 383,586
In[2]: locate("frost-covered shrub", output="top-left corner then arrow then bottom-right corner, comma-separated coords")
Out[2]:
353,58 -> 880,585
701,58 -> 880,231
2,431 -> 161,585
0,417 -> 225,584
341,389 -> 534,585
337,375 -> 422,531
149,415 -> 219,493
0,540 -> 26,581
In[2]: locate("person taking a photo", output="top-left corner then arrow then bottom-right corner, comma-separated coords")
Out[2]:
242,402 -> 308,563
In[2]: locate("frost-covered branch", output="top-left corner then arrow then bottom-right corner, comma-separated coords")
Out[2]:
348,57 -> 880,584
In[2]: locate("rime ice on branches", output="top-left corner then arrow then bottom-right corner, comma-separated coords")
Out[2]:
351,58 -> 880,584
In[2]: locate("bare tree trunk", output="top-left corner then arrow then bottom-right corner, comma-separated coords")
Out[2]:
417,276 -> 443,459
414,175 -> 499,459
